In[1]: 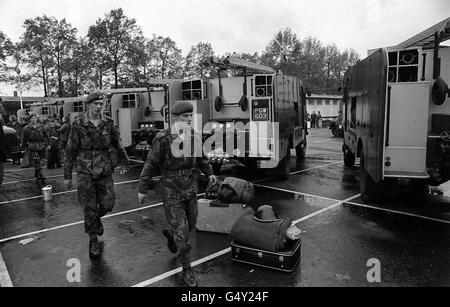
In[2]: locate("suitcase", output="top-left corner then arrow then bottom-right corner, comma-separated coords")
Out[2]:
196,198 -> 253,234
231,239 -> 301,272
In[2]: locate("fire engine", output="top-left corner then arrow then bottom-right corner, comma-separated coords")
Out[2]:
16,96 -> 86,125
342,18 -> 450,201
199,56 -> 308,178
134,57 -> 308,177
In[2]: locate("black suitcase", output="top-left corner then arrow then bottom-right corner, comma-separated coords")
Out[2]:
231,239 -> 301,272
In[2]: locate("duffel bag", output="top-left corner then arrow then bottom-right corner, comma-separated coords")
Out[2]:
217,177 -> 255,204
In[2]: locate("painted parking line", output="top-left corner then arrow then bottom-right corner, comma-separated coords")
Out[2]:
0,178 -> 142,206
132,193 -> 362,287
132,248 -> 231,287
0,251 -> 13,287
0,161 -> 340,243
2,165 -> 143,185
255,184 -> 450,225
345,201 -> 450,225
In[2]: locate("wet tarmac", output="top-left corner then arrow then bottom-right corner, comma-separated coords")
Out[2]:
0,128 -> 449,287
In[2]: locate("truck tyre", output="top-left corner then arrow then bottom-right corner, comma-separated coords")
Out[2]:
343,146 -> 355,167
277,148 -> 291,180
295,142 -> 306,160
360,152 -> 379,202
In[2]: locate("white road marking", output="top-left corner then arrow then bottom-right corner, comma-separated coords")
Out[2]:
253,184 -> 450,225
0,179 -> 142,206
132,248 -> 231,287
131,193 -> 362,287
0,201 -> 168,244
2,165 -> 143,185
345,201 -> 450,225
0,162 -> 338,243
289,161 -> 343,175
0,251 -> 13,287
254,184 -> 340,203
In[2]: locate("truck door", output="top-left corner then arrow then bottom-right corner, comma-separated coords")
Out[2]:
365,48 -> 389,183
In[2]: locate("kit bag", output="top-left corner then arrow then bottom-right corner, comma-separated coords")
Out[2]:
217,177 -> 255,204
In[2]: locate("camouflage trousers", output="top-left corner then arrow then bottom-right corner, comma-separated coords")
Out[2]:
163,196 -> 198,269
29,150 -> 45,180
77,174 -> 116,234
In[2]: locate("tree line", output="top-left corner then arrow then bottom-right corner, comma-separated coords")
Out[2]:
0,8 -> 360,98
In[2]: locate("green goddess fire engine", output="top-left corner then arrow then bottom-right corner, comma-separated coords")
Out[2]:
342,18 -> 450,201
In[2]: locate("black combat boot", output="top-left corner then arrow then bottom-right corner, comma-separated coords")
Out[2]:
182,268 -> 198,287
97,218 -> 104,236
162,229 -> 177,253
89,237 -> 101,259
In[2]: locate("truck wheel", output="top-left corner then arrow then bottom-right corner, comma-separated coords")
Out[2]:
0,162 -> 4,188
343,147 -> 355,167
360,152 -> 379,202
277,148 -> 291,180
331,126 -> 338,137
295,142 -> 306,160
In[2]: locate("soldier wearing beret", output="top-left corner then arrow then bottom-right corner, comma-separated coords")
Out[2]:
64,92 -> 130,259
22,113 -> 49,186
138,100 -> 217,287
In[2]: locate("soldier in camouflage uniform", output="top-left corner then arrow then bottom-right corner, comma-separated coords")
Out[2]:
64,92 -> 130,259
22,113 -> 49,186
138,101 -> 217,287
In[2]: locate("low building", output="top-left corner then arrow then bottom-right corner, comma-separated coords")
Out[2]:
306,94 -> 343,118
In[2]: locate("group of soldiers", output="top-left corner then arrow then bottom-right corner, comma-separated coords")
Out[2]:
1,93 -> 216,287
309,111 -> 323,128
5,112 -> 71,185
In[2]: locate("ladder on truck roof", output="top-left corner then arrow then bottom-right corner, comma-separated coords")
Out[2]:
207,56 -> 276,74
396,17 -> 450,49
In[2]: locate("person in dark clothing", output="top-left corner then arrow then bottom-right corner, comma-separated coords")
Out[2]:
45,115 -> 62,169
22,113 -> 49,186
137,101 -> 217,287
311,111 -> 317,128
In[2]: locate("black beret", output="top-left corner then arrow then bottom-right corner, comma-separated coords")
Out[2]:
171,101 -> 193,115
85,91 -> 105,104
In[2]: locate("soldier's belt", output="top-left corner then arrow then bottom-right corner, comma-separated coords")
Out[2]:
162,168 -> 195,177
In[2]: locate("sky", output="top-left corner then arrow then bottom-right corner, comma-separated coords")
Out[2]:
0,0 -> 449,95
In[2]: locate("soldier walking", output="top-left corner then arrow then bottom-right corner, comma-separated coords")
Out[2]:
45,115 -> 62,169
64,92 -> 130,259
137,101 -> 217,287
22,113 -> 49,186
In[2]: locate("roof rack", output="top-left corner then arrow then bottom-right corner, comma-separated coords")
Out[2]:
396,17 -> 450,49
206,56 -> 276,74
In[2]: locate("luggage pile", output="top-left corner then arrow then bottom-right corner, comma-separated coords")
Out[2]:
196,177 -> 255,234
196,177 -> 303,272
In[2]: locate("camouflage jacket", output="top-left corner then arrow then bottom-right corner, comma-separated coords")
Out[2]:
64,113 -> 130,180
22,123 -> 49,151
138,128 -> 213,199
45,122 -> 62,149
